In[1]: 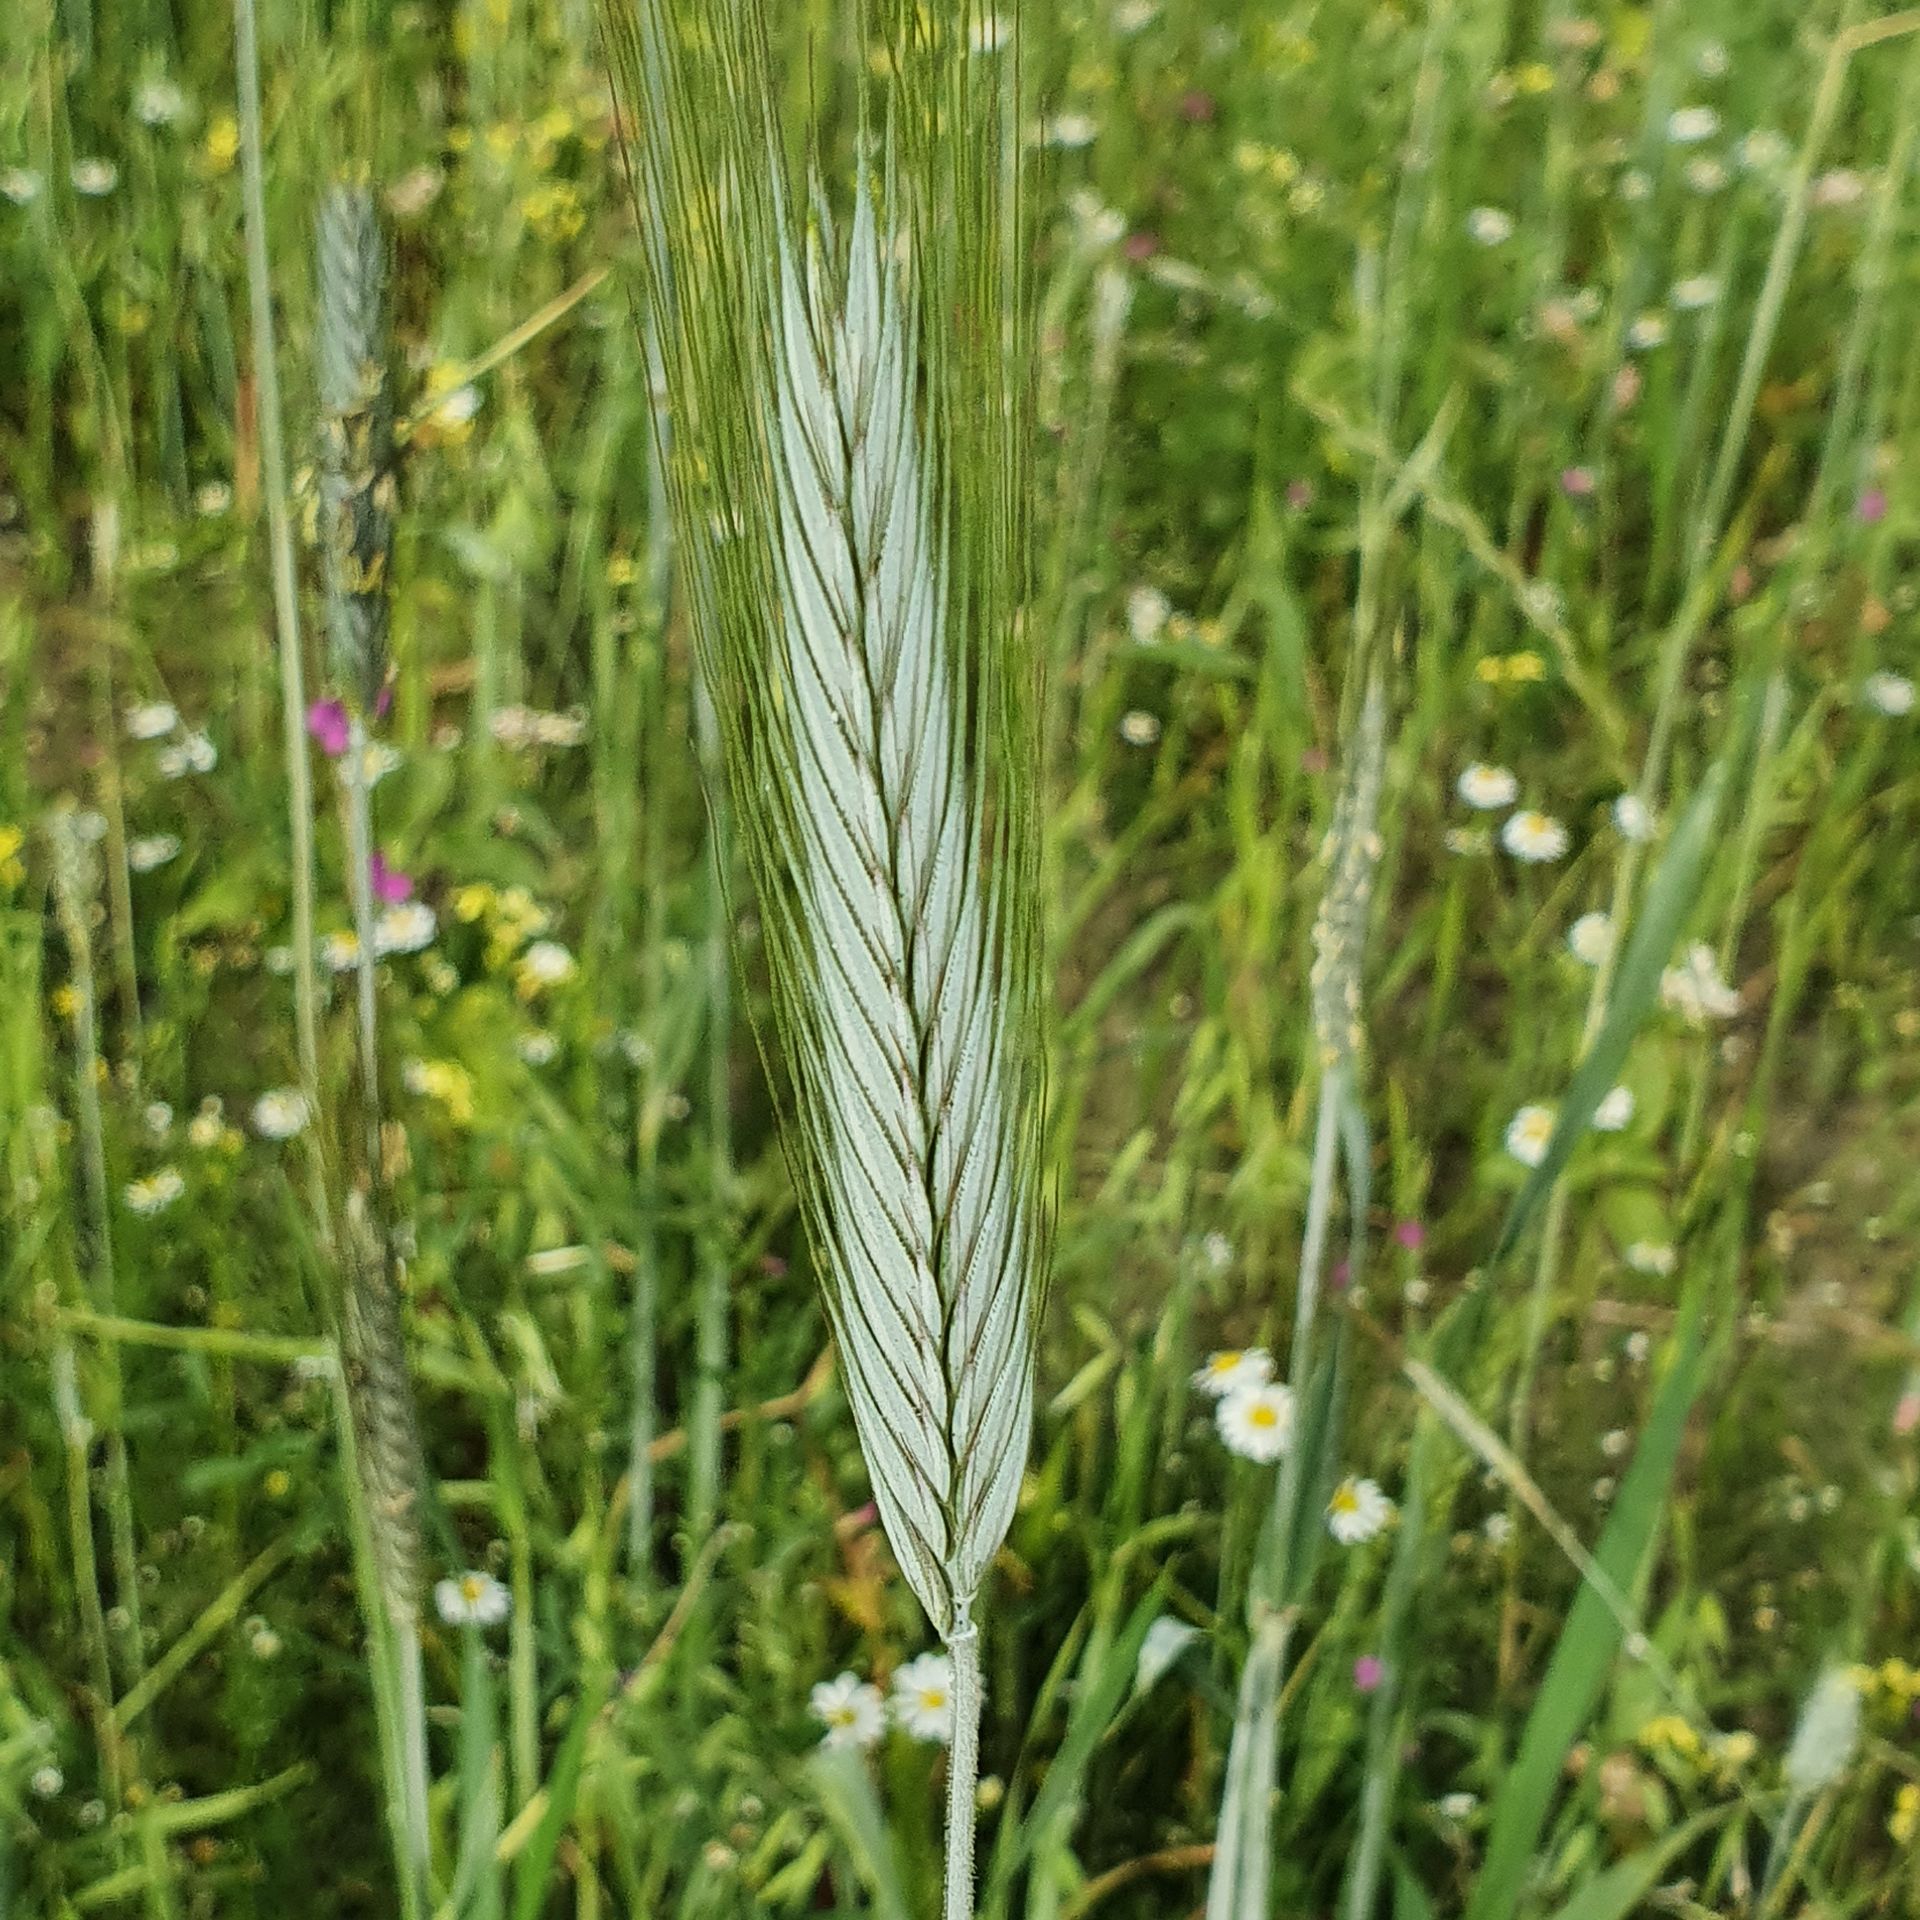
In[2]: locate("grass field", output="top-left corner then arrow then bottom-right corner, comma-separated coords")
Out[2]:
4,0 -> 1920,1915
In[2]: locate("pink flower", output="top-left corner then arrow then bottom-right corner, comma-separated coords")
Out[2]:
1856,487 -> 1888,524
1122,229 -> 1161,263
1393,1219 -> 1426,1251
371,853 -> 413,904
1559,466 -> 1596,500
1894,1390 -> 1920,1437
1286,479 -> 1316,511
1354,1655 -> 1385,1693
1330,1258 -> 1351,1291
307,699 -> 350,757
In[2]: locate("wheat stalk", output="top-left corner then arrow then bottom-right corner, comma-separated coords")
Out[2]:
601,7 -> 1043,1913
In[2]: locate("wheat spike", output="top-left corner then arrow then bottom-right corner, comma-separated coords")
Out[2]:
315,184 -> 395,714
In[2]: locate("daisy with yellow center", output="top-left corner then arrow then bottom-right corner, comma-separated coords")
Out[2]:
809,1672 -> 884,1751
891,1652 -> 955,1743
1216,1382 -> 1296,1463
1192,1348 -> 1275,1399
433,1569 -> 511,1627
1505,1104 -> 1555,1167
1326,1476 -> 1395,1544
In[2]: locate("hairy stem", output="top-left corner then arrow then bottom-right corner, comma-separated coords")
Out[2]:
944,1621 -> 983,1920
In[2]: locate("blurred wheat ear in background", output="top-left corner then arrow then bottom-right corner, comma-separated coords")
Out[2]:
601,4 -> 1046,1913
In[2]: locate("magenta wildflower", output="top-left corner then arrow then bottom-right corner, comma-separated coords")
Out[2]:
1856,487 -> 1888,524
1393,1219 -> 1426,1251
1559,465 -> 1596,500
1354,1655 -> 1386,1693
307,699 -> 350,757
1122,229 -> 1161,263
371,853 -> 413,904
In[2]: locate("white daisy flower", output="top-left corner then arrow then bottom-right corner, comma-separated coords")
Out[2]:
71,157 -> 120,196
251,1088 -> 311,1139
1625,1241 -> 1677,1276
1862,671 -> 1914,717
1617,168 -> 1652,203
125,701 -> 179,740
1438,1791 -> 1479,1822
1666,105 -> 1720,144
1505,1104 -> 1556,1167
1118,709 -> 1161,746
124,1168 -> 185,1215
431,383 -> 482,429
374,901 -> 438,956
1610,794 -> 1655,842
1,167 -> 45,205
1684,157 -> 1728,194
144,1101 -> 173,1137
195,480 -> 232,516
1671,274 -> 1720,311
1200,1230 -> 1233,1273
1567,910 -> 1614,965
890,1652 -> 955,1743
1216,1382 -> 1295,1463
156,731 -> 217,779
1191,1348 -> 1274,1399
518,1030 -> 559,1066
31,1763 -> 63,1799
1592,1085 -> 1635,1131
1500,810 -> 1570,862
1482,1511 -> 1513,1546
1810,168 -> 1865,210
1695,40 -> 1729,77
321,930 -> 361,973
1465,206 -> 1515,247
1326,1476 -> 1395,1545
128,833 -> 182,872
1126,584 -> 1171,645
810,1672 -> 885,1751
434,1570 -> 511,1628
1627,312 -> 1669,351
1456,763 -> 1518,810
516,939 -> 577,989
133,79 -> 188,128
1659,942 -> 1739,1023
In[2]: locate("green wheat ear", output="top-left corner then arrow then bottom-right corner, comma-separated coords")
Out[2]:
601,4 -> 1044,1912
315,183 -> 395,716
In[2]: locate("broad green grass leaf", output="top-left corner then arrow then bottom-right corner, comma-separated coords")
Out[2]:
807,1745 -> 913,1920
1541,1808 -> 1727,1920
1494,762 -> 1728,1261
1462,1309 -> 1706,1920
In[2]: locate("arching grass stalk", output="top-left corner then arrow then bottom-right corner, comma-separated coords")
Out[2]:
601,8 -> 1045,1914
1207,680 -> 1386,1920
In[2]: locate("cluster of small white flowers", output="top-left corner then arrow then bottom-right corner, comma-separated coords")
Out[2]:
808,1653 -> 958,1751
124,1168 -> 185,1215
125,701 -> 180,740
489,705 -> 589,749
1194,1349 -> 1295,1462
434,1570 -> 511,1628
1454,767 -> 1572,863
375,901 -> 438,956
1659,941 -> 1740,1024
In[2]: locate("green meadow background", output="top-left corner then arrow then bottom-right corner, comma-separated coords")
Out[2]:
3,0 -> 1919,1915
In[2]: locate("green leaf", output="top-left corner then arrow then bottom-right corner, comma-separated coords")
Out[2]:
1462,1309 -> 1706,1920
1493,761 -> 1728,1261
510,1665 -> 612,1920
807,1746 -> 913,1920
1541,1808 -> 1727,1920
450,1628 -> 504,1920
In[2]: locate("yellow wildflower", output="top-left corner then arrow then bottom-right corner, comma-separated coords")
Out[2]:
404,1059 -> 476,1127
51,984 -> 79,1019
605,552 -> 638,589
0,824 -> 24,887
453,882 -> 496,923
1637,1714 -> 1703,1763
520,181 -> 585,243
202,112 -> 239,174
1892,1782 -> 1920,1847
1515,61 -> 1555,94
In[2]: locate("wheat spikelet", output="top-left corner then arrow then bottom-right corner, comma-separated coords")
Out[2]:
339,1188 -> 425,1627
1309,673 -> 1388,1075
315,184 -> 395,715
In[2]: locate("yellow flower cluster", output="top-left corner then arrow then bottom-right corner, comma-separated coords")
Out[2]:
1635,1714 -> 1756,1781
1847,1658 -> 1920,1709
453,882 -> 551,970
202,112 -> 239,175
519,180 -> 585,243
1891,1782 -> 1920,1847
0,824 -> 24,888
1475,651 -> 1548,686
407,1059 -> 476,1127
